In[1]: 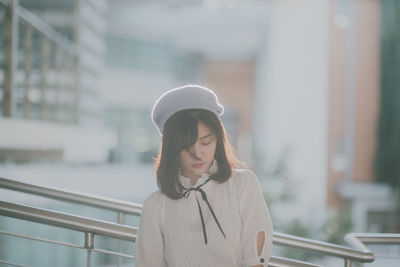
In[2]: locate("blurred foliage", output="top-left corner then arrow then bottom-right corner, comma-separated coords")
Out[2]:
258,146 -> 294,204
323,209 -> 352,245
280,219 -> 316,262
258,145 -> 354,262
278,212 -> 352,262
375,0 -> 400,189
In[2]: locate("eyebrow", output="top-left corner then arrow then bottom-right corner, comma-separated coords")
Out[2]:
199,134 -> 213,140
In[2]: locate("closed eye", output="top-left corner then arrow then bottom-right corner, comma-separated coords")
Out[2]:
201,141 -> 212,145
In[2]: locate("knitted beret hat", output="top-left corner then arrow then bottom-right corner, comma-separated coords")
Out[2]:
151,85 -> 224,135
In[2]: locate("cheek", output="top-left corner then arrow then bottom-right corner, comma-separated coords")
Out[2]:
208,143 -> 217,158
179,151 -> 189,164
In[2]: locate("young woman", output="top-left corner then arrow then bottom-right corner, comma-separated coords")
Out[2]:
135,85 -> 273,267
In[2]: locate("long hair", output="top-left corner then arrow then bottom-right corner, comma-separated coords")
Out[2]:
154,109 -> 241,199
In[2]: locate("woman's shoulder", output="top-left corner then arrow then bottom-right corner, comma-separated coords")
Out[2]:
142,189 -> 163,210
230,168 -> 259,186
232,168 -> 256,176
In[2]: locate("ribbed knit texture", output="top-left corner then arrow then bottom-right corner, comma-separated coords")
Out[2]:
135,169 -> 273,267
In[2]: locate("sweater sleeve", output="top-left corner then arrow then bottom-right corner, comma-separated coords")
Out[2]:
238,169 -> 273,267
135,191 -> 167,267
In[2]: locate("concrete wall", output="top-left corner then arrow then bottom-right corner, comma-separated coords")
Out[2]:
0,118 -> 110,162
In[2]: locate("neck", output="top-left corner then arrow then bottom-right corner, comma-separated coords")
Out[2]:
190,177 -> 199,185
181,172 -> 204,186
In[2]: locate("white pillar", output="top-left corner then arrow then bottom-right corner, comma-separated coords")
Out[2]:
262,0 -> 330,227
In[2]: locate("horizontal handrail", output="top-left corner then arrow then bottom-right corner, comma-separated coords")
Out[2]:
268,256 -> 321,267
0,200 -> 137,242
0,177 -> 377,264
0,177 -> 142,215
0,200 -> 320,267
345,233 -> 400,252
273,232 -> 374,263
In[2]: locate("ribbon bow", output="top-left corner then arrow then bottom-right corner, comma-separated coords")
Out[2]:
180,178 -> 225,244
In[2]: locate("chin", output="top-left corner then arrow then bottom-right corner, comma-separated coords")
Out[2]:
194,169 -> 204,176
200,165 -> 211,174
192,169 -> 206,178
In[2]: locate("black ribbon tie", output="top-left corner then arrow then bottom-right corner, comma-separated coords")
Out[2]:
181,178 -> 225,244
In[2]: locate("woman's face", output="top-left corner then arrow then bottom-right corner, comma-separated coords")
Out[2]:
179,121 -> 217,181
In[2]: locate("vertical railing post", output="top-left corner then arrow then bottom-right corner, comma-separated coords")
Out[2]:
117,212 -> 125,267
3,0 -> 19,117
117,211 -> 125,227
84,232 -> 94,267
344,258 -> 352,267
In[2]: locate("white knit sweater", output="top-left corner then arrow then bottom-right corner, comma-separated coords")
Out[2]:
135,168 -> 273,267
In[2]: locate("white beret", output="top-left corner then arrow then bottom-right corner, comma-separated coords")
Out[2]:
151,85 -> 224,135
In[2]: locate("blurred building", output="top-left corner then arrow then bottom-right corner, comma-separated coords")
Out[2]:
327,0 -> 397,233
102,35 -> 201,163
257,0 -> 398,234
103,0 -> 398,234
103,0 -> 270,164
1,0 -> 397,241
0,0 -> 109,163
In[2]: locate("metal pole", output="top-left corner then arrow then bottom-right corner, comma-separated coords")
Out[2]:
117,212 -> 125,267
86,248 -> 92,267
3,0 -> 19,117
84,232 -> 94,267
344,258 -> 352,267
118,211 -> 125,226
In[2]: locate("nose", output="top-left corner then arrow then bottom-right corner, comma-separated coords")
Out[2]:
189,143 -> 203,160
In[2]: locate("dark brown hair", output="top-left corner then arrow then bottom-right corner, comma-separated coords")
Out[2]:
154,109 -> 241,199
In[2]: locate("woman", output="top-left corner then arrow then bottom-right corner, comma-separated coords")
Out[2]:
135,85 -> 273,267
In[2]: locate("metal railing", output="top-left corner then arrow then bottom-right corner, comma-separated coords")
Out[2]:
0,200 -> 136,267
345,233 -> 400,248
0,200 -> 321,267
0,176 -> 380,266
345,233 -> 400,266
273,232 -> 374,267
0,176 -> 140,267
0,177 -> 142,225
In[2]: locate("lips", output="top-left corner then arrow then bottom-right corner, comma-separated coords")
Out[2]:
192,163 -> 204,169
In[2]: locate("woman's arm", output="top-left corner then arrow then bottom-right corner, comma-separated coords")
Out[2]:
251,231 -> 266,267
238,169 -> 273,267
249,231 -> 266,267
135,192 -> 167,267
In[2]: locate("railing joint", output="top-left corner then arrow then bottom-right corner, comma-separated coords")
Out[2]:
84,232 -> 94,250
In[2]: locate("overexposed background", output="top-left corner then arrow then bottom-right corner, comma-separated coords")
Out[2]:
1,0 -> 399,266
